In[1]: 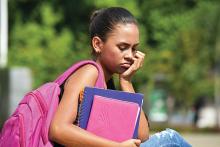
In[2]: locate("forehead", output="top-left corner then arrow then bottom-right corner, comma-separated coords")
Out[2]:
107,23 -> 139,43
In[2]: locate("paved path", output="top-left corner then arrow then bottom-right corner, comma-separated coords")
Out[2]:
182,133 -> 220,147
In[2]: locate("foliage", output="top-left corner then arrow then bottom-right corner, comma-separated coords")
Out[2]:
8,0 -> 220,107
9,3 -> 75,87
138,0 -> 219,106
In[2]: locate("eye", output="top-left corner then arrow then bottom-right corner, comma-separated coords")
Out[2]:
118,45 -> 129,51
132,44 -> 139,52
132,47 -> 137,52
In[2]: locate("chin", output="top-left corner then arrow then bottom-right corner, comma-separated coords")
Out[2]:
117,67 -> 128,74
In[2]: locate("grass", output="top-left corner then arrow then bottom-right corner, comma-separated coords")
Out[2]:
149,122 -> 220,133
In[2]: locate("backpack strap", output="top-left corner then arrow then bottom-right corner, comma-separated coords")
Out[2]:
54,60 -> 105,88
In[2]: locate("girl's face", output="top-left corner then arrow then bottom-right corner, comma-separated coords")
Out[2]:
98,23 -> 139,75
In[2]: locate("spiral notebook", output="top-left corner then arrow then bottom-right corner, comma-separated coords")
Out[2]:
78,87 -> 143,142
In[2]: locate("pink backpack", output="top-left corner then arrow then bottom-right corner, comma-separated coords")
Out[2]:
0,60 -> 105,147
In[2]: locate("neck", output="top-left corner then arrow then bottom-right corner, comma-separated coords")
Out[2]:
95,59 -> 113,83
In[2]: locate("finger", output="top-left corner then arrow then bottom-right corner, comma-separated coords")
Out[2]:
133,139 -> 141,146
136,50 -> 145,54
131,59 -> 142,70
135,53 -> 145,63
122,58 -> 138,76
132,57 -> 140,70
136,51 -> 145,56
134,53 -> 144,67
135,51 -> 145,59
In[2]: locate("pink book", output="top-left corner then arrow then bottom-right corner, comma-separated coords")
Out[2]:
86,95 -> 140,142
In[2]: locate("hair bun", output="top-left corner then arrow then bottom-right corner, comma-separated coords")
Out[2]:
90,8 -> 105,22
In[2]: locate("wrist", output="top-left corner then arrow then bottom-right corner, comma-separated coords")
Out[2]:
119,76 -> 135,93
119,77 -> 132,88
119,75 -> 132,83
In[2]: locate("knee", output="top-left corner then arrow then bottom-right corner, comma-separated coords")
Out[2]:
164,128 -> 181,138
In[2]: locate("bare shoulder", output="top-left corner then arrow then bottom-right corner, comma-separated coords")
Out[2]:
72,64 -> 99,80
65,64 -> 99,88
78,64 -> 99,76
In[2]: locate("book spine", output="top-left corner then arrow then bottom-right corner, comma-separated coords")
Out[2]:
78,89 -> 86,128
74,90 -> 84,126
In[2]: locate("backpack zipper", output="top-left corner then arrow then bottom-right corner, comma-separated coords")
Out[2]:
30,91 -> 47,115
19,113 -> 25,147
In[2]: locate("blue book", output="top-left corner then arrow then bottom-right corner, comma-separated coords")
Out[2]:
78,87 -> 144,140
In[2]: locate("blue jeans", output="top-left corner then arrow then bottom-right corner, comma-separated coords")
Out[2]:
140,128 -> 192,147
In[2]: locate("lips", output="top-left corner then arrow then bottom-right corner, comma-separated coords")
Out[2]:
120,63 -> 132,68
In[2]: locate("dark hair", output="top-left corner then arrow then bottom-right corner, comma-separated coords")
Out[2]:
89,7 -> 137,43
106,78 -> 116,90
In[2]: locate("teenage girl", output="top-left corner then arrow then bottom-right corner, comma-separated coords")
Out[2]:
49,7 -> 191,147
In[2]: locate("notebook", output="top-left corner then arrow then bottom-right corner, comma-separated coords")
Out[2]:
86,95 -> 140,142
78,87 -> 144,142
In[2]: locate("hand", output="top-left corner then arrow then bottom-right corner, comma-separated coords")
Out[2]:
120,51 -> 145,81
120,139 -> 141,147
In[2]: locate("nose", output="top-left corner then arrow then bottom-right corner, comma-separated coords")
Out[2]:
124,49 -> 134,61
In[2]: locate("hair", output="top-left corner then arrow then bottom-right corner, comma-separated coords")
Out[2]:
89,7 -> 138,44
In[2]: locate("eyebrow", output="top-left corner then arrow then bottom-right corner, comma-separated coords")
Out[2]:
117,42 -> 139,46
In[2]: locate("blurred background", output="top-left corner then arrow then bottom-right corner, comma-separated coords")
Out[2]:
1,0 -> 220,146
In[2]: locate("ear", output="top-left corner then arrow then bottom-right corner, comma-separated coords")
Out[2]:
92,36 -> 103,53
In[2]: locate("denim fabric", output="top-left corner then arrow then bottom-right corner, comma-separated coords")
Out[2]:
140,128 -> 192,147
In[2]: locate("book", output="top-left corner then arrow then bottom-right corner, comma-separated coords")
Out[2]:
86,95 -> 140,142
78,87 -> 144,142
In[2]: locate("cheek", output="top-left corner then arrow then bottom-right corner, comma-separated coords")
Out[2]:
107,50 -> 122,64
108,51 -> 118,59
103,47 -> 121,60
101,48 -> 122,71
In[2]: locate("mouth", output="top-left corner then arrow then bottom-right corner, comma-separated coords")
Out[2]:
120,63 -> 132,69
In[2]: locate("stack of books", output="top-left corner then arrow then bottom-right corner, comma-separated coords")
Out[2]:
78,87 -> 143,142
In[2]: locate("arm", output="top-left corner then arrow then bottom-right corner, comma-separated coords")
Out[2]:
49,64 -> 141,147
119,51 -> 150,142
49,65 -> 120,147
